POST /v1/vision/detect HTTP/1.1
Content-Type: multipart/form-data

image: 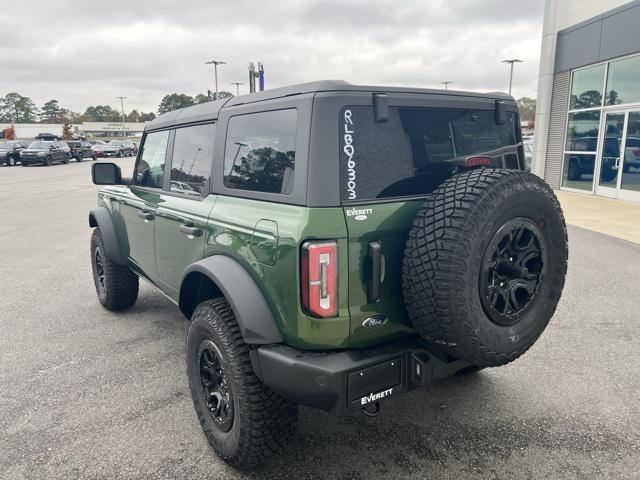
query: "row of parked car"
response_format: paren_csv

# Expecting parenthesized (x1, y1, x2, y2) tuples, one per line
(0, 139, 138, 166)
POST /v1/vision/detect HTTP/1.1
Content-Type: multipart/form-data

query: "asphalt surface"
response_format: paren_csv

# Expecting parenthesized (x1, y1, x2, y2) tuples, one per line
(1, 158, 639, 480)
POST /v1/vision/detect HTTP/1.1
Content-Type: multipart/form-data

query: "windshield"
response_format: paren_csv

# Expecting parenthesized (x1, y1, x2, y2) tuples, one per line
(28, 142, 51, 149)
(0, 141, 15, 150)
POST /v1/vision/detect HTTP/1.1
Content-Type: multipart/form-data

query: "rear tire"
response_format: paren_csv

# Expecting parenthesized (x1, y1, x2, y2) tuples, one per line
(90, 229, 138, 310)
(403, 169, 568, 367)
(186, 298, 298, 470)
(6, 155, 15, 166)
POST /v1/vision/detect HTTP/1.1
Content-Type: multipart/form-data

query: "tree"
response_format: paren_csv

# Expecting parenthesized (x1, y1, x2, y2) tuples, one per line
(194, 94, 210, 104)
(81, 105, 121, 122)
(158, 93, 195, 114)
(216, 91, 233, 100)
(139, 111, 156, 122)
(2, 126, 15, 140)
(516, 97, 536, 122)
(62, 122, 73, 140)
(0, 93, 39, 123)
(41, 99, 62, 123)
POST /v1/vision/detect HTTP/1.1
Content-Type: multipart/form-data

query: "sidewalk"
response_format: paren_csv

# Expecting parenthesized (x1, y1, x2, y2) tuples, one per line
(555, 190, 640, 244)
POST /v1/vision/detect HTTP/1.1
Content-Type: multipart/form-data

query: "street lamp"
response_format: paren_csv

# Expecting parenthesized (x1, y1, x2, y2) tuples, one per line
(440, 81, 453, 90)
(204, 60, 226, 100)
(231, 82, 244, 96)
(117, 96, 127, 138)
(502, 59, 523, 95)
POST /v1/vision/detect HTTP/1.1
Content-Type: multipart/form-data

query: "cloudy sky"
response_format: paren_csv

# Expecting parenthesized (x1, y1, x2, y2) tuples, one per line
(1, 0, 544, 115)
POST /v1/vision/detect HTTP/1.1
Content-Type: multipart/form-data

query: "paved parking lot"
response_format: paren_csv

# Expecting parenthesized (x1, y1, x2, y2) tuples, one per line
(1, 159, 639, 480)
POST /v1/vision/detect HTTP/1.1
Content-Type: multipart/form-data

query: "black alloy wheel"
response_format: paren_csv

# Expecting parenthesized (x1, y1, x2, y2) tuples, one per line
(198, 340, 234, 432)
(479, 218, 547, 326)
(94, 247, 106, 295)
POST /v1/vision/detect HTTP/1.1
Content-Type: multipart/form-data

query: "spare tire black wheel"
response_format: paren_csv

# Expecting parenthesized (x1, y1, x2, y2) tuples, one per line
(403, 169, 568, 367)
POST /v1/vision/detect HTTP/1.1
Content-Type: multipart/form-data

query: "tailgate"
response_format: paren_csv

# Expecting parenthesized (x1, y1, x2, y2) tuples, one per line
(343, 200, 424, 347)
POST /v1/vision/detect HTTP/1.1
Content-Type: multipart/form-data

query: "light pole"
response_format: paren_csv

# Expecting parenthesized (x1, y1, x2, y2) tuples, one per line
(205, 60, 226, 100)
(117, 96, 127, 138)
(440, 81, 453, 90)
(231, 82, 244, 96)
(502, 59, 523, 95)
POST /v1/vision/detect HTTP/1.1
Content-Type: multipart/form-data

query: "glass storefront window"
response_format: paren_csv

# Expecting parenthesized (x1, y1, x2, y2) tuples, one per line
(605, 55, 640, 106)
(562, 153, 595, 190)
(621, 111, 640, 192)
(565, 111, 600, 151)
(569, 64, 605, 110)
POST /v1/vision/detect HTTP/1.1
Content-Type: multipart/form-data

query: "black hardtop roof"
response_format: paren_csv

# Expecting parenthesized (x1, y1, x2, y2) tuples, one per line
(145, 80, 515, 131)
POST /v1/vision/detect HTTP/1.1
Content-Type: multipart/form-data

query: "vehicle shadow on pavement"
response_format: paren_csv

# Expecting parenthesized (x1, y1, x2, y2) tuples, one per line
(244, 372, 501, 479)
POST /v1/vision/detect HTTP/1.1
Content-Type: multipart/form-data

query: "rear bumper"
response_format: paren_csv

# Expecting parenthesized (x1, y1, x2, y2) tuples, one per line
(250, 336, 471, 416)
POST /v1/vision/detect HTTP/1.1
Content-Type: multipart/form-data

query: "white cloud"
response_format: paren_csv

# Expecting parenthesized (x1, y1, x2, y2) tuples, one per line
(0, 0, 543, 114)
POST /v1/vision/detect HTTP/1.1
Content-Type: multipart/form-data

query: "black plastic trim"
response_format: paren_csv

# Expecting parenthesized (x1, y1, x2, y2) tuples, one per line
(88, 207, 127, 265)
(251, 336, 470, 416)
(180, 256, 283, 344)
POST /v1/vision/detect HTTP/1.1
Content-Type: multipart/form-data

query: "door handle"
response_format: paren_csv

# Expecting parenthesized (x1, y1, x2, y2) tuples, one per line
(367, 241, 382, 303)
(179, 224, 202, 238)
(137, 210, 154, 221)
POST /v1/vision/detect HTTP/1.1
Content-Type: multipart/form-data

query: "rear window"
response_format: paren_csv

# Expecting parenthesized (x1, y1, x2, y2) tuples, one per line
(223, 109, 297, 195)
(339, 106, 521, 202)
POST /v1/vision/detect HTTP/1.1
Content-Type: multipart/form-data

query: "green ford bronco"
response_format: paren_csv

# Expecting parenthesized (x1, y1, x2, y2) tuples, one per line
(89, 81, 568, 469)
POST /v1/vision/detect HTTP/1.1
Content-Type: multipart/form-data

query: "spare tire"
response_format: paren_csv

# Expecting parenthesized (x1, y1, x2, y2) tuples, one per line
(403, 169, 568, 367)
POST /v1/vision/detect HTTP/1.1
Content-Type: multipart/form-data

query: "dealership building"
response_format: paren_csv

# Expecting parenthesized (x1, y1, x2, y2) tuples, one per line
(534, 0, 640, 203)
(0, 122, 146, 140)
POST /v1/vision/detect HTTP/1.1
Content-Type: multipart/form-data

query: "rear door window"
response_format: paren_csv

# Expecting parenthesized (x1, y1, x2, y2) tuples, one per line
(223, 109, 297, 194)
(170, 123, 216, 197)
(339, 106, 520, 202)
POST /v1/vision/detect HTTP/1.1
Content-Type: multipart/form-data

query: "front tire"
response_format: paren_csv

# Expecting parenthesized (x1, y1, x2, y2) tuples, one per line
(186, 299, 298, 470)
(6, 155, 16, 166)
(90, 229, 138, 310)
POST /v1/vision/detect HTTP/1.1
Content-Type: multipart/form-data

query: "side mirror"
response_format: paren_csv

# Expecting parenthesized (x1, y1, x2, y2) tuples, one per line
(92, 162, 123, 185)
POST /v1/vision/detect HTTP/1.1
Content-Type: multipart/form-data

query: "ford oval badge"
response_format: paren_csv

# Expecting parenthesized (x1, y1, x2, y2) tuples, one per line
(362, 315, 388, 328)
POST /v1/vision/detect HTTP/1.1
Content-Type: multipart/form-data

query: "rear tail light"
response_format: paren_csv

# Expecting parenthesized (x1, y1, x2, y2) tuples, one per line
(301, 241, 338, 318)
(465, 156, 493, 167)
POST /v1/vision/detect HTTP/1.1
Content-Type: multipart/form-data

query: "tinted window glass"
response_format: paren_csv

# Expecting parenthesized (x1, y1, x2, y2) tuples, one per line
(170, 123, 216, 196)
(569, 64, 605, 109)
(223, 109, 297, 194)
(565, 111, 600, 152)
(339, 106, 520, 202)
(135, 130, 169, 188)
(605, 55, 640, 106)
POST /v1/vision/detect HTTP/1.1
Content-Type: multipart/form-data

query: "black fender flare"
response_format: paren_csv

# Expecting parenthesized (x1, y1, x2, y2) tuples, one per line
(88, 207, 126, 265)
(180, 256, 284, 345)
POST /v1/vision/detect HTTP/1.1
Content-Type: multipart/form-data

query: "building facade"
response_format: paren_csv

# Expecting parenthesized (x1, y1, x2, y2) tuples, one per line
(534, 0, 640, 203)
(0, 122, 146, 140)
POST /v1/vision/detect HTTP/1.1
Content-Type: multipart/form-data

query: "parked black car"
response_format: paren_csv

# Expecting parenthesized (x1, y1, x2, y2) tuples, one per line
(35, 133, 60, 141)
(109, 140, 135, 157)
(0, 140, 30, 166)
(21, 141, 70, 166)
(67, 141, 96, 161)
